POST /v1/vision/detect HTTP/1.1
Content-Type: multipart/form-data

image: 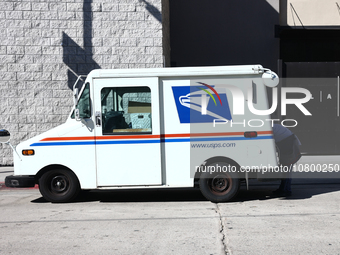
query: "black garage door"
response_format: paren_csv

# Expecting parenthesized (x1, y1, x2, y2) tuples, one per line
(283, 62, 340, 155)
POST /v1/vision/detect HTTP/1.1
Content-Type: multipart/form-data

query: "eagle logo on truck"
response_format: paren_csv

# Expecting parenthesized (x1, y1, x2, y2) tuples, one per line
(172, 83, 232, 123)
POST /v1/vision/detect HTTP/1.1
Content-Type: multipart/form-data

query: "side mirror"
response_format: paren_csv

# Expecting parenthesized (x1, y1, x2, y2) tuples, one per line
(75, 109, 80, 120)
(0, 129, 10, 143)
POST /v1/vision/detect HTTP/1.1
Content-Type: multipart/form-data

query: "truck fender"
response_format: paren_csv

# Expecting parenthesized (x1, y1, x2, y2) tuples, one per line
(36, 164, 80, 187)
(194, 156, 243, 187)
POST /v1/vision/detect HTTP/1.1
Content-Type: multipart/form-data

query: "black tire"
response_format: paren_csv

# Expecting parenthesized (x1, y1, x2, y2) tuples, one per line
(199, 162, 240, 203)
(39, 169, 80, 203)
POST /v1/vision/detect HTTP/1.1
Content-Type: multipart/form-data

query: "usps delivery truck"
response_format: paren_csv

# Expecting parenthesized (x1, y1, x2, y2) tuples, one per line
(2, 65, 280, 203)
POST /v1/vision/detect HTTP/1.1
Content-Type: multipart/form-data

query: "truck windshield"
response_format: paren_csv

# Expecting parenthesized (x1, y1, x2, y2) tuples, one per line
(71, 82, 91, 119)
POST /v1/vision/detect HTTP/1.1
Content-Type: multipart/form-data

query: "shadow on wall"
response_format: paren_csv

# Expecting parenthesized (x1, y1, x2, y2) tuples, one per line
(169, 0, 279, 72)
(62, 0, 100, 90)
(139, 0, 162, 23)
(62, 32, 100, 90)
(62, 0, 163, 90)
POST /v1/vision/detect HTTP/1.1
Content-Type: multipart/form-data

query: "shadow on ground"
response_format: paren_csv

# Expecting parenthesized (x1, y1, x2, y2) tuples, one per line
(237, 179, 340, 202)
(31, 188, 207, 204)
(31, 179, 340, 204)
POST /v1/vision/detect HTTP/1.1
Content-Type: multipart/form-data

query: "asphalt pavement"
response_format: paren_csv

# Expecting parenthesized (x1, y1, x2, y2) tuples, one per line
(1, 156, 340, 254)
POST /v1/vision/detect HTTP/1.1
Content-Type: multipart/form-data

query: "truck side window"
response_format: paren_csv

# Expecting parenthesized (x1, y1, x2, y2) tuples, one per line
(101, 86, 152, 134)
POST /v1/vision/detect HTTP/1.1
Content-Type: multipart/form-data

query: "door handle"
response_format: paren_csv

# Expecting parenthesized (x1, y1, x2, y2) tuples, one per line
(95, 111, 101, 127)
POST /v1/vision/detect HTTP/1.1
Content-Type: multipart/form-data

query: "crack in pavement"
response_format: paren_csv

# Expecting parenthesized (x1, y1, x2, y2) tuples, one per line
(215, 203, 231, 255)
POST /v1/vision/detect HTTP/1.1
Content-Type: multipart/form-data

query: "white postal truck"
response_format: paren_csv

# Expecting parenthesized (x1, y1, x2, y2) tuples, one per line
(3, 65, 280, 203)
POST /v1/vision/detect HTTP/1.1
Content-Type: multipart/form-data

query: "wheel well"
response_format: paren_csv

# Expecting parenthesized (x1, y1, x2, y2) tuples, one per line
(194, 156, 242, 188)
(35, 165, 78, 184)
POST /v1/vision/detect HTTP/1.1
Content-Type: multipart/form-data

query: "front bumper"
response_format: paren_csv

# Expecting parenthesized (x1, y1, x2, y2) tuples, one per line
(5, 175, 36, 188)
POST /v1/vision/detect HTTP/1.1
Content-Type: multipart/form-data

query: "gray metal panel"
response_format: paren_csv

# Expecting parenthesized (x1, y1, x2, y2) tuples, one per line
(283, 62, 340, 155)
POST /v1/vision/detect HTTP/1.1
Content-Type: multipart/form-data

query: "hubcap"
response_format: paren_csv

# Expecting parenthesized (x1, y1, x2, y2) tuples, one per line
(209, 174, 232, 195)
(51, 175, 68, 193)
(212, 176, 228, 191)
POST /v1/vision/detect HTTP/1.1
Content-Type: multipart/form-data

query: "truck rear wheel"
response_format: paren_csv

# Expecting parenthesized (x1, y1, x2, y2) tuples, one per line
(199, 163, 240, 203)
(39, 169, 80, 203)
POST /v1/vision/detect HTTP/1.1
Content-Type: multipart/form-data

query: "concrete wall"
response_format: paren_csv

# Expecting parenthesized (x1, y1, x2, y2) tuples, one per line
(0, 0, 169, 165)
(280, 0, 340, 26)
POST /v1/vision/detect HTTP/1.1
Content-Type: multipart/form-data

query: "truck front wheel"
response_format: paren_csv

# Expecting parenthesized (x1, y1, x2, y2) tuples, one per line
(39, 169, 80, 203)
(199, 163, 240, 203)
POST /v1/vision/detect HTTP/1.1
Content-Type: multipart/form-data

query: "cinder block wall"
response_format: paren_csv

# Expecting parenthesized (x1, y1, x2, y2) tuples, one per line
(0, 0, 169, 165)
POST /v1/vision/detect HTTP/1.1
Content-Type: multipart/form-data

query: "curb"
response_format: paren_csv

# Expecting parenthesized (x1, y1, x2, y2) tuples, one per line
(0, 182, 39, 190)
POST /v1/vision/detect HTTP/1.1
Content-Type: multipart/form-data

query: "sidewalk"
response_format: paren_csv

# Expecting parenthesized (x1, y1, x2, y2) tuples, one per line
(0, 166, 13, 183)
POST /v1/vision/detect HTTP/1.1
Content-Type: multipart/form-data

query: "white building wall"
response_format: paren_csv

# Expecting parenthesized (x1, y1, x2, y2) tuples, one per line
(0, 0, 169, 165)
(280, 0, 340, 26)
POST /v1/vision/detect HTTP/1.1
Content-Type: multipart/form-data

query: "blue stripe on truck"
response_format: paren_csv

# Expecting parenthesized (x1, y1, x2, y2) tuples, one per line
(30, 135, 273, 146)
